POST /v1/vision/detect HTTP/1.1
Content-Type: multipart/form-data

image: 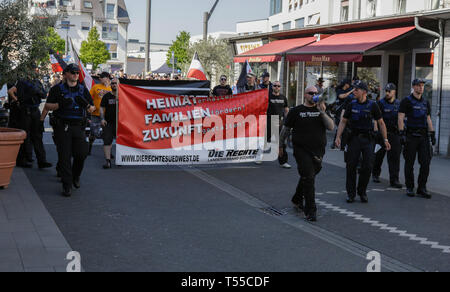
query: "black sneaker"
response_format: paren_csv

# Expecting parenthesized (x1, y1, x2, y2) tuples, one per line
(360, 194, 369, 203)
(372, 176, 381, 183)
(390, 181, 403, 189)
(38, 162, 53, 169)
(417, 188, 432, 199)
(73, 177, 81, 189)
(347, 196, 356, 203)
(103, 160, 112, 169)
(305, 213, 317, 222)
(406, 189, 415, 197)
(62, 185, 72, 197)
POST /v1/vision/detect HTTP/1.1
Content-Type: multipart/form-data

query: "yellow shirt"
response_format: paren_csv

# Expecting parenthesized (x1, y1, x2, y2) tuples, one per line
(90, 84, 112, 117)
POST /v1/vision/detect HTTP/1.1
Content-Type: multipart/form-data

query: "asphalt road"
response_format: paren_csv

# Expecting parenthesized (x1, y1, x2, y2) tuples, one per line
(23, 140, 450, 272)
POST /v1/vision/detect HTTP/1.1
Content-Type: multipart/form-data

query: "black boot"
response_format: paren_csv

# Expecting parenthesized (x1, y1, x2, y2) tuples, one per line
(73, 177, 81, 189)
(62, 185, 72, 197)
(38, 162, 53, 169)
(291, 195, 304, 212)
(103, 159, 112, 169)
(360, 194, 369, 203)
(305, 212, 317, 222)
(346, 196, 356, 203)
(417, 188, 432, 199)
(390, 181, 403, 189)
(406, 189, 415, 197)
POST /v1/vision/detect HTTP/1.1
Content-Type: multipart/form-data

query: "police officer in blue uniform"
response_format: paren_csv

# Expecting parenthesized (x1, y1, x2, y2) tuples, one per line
(335, 81, 391, 203)
(372, 83, 403, 188)
(44, 64, 95, 197)
(398, 79, 435, 199)
(8, 76, 53, 168)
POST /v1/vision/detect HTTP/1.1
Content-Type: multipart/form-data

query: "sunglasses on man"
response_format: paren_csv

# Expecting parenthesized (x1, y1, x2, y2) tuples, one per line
(273, 85, 281, 88)
(220, 78, 227, 81)
(307, 91, 318, 95)
(69, 71, 80, 75)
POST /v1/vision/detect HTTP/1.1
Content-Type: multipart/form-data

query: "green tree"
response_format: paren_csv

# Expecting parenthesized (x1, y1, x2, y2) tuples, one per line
(46, 27, 65, 54)
(0, 0, 57, 85)
(187, 38, 232, 82)
(166, 31, 190, 71)
(79, 27, 110, 71)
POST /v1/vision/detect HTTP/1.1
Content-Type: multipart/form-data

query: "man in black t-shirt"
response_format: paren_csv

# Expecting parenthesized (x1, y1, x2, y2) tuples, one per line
(267, 81, 290, 168)
(280, 86, 335, 222)
(335, 81, 391, 204)
(212, 75, 233, 97)
(100, 79, 118, 169)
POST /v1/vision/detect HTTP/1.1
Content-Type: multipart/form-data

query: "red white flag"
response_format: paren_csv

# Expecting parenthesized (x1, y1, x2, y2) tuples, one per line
(187, 52, 207, 80)
(50, 54, 63, 73)
(70, 38, 95, 91)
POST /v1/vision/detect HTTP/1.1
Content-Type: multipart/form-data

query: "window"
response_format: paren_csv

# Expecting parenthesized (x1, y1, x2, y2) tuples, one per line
(60, 20, 70, 30)
(106, 4, 115, 19)
(308, 13, 320, 25)
(81, 22, 90, 31)
(430, 0, 440, 10)
(341, 0, 349, 21)
(295, 18, 305, 28)
(84, 1, 92, 9)
(270, 0, 283, 16)
(59, 0, 72, 6)
(272, 25, 280, 32)
(396, 0, 406, 14)
(106, 43, 118, 59)
(367, 0, 377, 17)
(102, 24, 118, 40)
(283, 22, 291, 30)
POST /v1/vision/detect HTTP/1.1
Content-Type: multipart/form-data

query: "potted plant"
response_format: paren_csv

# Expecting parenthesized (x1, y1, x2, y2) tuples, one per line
(0, 128, 26, 189)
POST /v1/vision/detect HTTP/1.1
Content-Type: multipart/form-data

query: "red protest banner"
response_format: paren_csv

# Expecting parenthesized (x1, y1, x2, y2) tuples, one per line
(117, 84, 269, 165)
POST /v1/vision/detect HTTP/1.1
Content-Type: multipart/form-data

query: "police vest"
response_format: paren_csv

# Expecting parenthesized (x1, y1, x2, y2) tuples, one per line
(21, 80, 43, 108)
(349, 99, 375, 131)
(379, 98, 400, 130)
(406, 95, 428, 129)
(57, 83, 86, 120)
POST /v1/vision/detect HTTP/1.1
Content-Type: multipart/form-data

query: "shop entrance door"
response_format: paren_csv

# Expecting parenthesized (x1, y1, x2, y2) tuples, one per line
(388, 55, 400, 87)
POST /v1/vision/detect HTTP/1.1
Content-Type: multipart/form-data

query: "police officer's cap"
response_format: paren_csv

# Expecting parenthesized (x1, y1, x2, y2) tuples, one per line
(63, 64, 80, 74)
(385, 83, 397, 91)
(353, 80, 369, 92)
(412, 78, 426, 86)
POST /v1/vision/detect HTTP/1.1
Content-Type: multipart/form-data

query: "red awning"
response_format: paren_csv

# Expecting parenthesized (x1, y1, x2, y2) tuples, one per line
(286, 27, 416, 63)
(234, 37, 316, 63)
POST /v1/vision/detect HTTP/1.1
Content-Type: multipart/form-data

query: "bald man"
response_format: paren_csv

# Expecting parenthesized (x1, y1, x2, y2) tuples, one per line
(280, 86, 334, 222)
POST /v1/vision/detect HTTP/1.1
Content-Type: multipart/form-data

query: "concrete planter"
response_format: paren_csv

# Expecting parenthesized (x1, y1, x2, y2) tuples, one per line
(0, 128, 26, 189)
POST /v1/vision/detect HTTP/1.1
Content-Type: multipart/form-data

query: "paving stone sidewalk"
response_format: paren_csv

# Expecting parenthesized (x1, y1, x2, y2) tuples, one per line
(0, 168, 72, 272)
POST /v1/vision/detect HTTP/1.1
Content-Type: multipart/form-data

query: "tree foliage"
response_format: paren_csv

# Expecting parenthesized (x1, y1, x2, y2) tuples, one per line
(0, 0, 57, 85)
(188, 38, 232, 83)
(166, 31, 190, 71)
(79, 27, 110, 71)
(46, 27, 66, 54)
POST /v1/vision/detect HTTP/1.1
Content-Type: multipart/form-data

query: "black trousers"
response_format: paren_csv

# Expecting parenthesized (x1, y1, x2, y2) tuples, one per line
(267, 115, 288, 165)
(373, 132, 402, 183)
(292, 146, 322, 215)
(403, 134, 431, 190)
(17, 108, 47, 164)
(346, 136, 375, 198)
(54, 122, 89, 187)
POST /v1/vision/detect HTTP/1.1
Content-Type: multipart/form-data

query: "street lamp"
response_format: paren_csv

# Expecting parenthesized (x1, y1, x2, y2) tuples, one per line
(145, 0, 152, 74)
(203, 0, 220, 41)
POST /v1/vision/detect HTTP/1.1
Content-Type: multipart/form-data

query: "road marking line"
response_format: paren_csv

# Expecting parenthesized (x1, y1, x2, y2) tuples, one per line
(186, 168, 422, 272)
(316, 199, 450, 255)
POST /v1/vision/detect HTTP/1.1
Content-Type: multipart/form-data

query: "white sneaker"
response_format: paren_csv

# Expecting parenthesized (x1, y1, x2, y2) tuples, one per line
(255, 161, 263, 165)
(280, 163, 292, 169)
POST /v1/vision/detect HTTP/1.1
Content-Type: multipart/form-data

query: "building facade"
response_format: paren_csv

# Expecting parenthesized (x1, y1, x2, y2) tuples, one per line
(30, 0, 130, 72)
(231, 0, 450, 156)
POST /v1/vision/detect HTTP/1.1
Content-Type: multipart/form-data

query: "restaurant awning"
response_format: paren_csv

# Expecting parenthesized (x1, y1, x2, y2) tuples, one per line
(286, 26, 416, 63)
(234, 37, 316, 63)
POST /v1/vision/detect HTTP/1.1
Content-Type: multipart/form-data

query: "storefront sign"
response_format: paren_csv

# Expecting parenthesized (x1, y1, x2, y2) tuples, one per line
(235, 39, 264, 55)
